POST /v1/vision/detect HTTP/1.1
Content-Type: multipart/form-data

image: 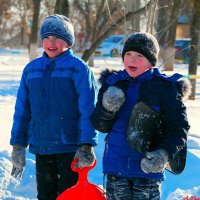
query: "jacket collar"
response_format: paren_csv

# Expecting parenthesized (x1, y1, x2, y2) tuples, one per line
(153, 68, 183, 82)
(42, 48, 73, 65)
(105, 69, 154, 85)
(105, 67, 183, 85)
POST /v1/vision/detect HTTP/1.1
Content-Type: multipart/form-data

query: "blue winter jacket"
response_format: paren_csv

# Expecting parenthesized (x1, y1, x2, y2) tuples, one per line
(10, 49, 98, 154)
(92, 68, 190, 180)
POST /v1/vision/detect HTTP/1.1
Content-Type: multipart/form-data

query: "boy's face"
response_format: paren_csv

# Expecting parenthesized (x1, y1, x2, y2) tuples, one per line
(42, 36, 69, 58)
(124, 51, 153, 78)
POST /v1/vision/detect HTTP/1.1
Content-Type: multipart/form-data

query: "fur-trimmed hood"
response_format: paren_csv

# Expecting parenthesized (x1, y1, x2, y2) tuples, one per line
(99, 69, 192, 100)
(176, 78, 192, 100)
(99, 69, 119, 84)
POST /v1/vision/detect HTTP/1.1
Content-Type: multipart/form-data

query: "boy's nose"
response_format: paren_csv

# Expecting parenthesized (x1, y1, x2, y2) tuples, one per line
(129, 56, 138, 62)
(48, 39, 56, 43)
(131, 56, 138, 60)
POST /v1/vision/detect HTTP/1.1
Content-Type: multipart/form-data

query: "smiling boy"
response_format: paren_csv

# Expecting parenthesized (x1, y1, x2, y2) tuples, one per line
(10, 14, 98, 200)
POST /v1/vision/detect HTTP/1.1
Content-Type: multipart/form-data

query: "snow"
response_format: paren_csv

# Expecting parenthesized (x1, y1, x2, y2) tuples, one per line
(0, 53, 200, 200)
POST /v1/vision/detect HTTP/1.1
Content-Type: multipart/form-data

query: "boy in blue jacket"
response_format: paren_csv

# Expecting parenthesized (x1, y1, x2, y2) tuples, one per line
(10, 14, 98, 200)
(90, 32, 190, 200)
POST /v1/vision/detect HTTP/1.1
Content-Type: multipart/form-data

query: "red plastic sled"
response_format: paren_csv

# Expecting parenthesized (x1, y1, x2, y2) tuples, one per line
(56, 159, 106, 200)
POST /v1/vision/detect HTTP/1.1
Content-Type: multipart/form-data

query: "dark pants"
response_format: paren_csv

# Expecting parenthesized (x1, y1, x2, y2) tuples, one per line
(36, 153, 78, 200)
(106, 174, 162, 200)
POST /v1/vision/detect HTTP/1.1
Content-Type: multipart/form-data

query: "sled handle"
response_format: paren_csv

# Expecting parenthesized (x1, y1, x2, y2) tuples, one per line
(71, 159, 96, 172)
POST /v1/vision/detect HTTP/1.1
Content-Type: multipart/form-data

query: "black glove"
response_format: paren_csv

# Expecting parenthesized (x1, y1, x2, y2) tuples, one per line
(141, 149, 168, 173)
(11, 145, 26, 178)
(74, 144, 95, 168)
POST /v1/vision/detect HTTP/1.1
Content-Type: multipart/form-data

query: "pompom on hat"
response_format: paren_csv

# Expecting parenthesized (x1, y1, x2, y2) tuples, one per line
(122, 32, 160, 66)
(40, 14, 75, 47)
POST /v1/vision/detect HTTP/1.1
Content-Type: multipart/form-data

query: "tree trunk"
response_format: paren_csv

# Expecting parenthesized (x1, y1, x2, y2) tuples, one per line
(29, 0, 41, 61)
(62, 0, 70, 17)
(55, 0, 70, 17)
(55, 0, 63, 14)
(88, 54, 94, 67)
(188, 0, 200, 100)
(21, 27, 24, 45)
(163, 1, 180, 71)
(146, 0, 158, 34)
(155, 0, 169, 46)
(125, 0, 134, 35)
(133, 0, 141, 32)
(125, 0, 141, 34)
(163, 47, 175, 71)
(156, 0, 183, 71)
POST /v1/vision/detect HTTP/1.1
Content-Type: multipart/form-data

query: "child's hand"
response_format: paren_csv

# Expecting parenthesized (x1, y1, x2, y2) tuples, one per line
(140, 149, 168, 173)
(11, 145, 26, 178)
(74, 144, 95, 168)
(102, 86, 125, 113)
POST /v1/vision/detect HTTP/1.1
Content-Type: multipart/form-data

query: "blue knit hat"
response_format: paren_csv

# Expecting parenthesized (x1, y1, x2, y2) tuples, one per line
(122, 32, 160, 66)
(40, 14, 75, 47)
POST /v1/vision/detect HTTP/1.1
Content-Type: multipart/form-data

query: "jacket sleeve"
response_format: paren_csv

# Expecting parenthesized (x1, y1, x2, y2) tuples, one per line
(10, 68, 31, 147)
(158, 82, 190, 160)
(73, 64, 98, 146)
(90, 79, 129, 133)
(90, 83, 117, 133)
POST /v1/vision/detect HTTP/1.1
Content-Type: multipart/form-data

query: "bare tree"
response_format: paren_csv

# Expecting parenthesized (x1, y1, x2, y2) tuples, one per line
(188, 0, 200, 100)
(0, 0, 11, 25)
(55, 0, 70, 17)
(155, 0, 185, 71)
(0, 0, 12, 46)
(125, 0, 141, 35)
(29, 0, 41, 61)
(155, 0, 168, 46)
(146, 0, 158, 34)
(42, 0, 56, 16)
(14, 0, 32, 45)
(73, 0, 152, 63)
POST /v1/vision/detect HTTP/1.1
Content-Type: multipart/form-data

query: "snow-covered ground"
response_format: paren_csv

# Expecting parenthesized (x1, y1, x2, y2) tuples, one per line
(0, 53, 200, 200)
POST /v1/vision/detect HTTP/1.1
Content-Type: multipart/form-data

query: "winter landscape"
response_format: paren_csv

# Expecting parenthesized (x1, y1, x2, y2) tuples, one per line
(0, 52, 200, 200)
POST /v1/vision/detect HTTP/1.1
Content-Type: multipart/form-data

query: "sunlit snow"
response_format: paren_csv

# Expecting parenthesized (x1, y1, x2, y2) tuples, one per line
(0, 52, 200, 200)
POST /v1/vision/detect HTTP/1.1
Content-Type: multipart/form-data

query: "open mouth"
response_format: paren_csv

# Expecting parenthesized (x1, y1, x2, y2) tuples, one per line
(48, 47, 57, 52)
(129, 66, 137, 71)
